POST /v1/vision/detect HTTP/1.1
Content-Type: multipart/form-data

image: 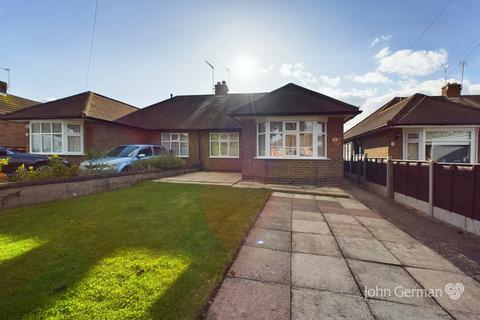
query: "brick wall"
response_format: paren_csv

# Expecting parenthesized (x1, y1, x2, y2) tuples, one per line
(147, 130, 201, 168)
(240, 117, 345, 186)
(84, 120, 148, 153)
(354, 128, 403, 159)
(0, 120, 27, 151)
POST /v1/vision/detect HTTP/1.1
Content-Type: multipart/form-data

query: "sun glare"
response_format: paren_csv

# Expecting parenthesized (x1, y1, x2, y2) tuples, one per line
(233, 56, 257, 77)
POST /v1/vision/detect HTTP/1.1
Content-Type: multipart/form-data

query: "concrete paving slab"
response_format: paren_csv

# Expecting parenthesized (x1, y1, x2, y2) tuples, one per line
(317, 200, 343, 208)
(292, 233, 341, 256)
(336, 237, 400, 265)
(324, 213, 359, 225)
(384, 242, 460, 272)
(292, 288, 373, 320)
(292, 210, 324, 221)
(348, 259, 437, 307)
(330, 223, 374, 239)
(294, 193, 315, 200)
(233, 181, 266, 188)
(272, 191, 294, 198)
(315, 195, 339, 201)
(357, 216, 396, 229)
(449, 310, 480, 320)
(317, 206, 359, 215)
(245, 228, 291, 251)
(261, 207, 291, 219)
(206, 278, 290, 320)
(255, 216, 291, 231)
(292, 220, 331, 235)
(407, 267, 480, 315)
(370, 227, 419, 244)
(229, 246, 290, 284)
(368, 300, 453, 320)
(292, 253, 359, 294)
(348, 209, 382, 218)
(337, 198, 369, 210)
(159, 171, 242, 186)
(293, 200, 320, 212)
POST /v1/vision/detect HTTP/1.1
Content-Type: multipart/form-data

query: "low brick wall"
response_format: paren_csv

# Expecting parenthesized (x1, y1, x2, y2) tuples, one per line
(0, 168, 198, 210)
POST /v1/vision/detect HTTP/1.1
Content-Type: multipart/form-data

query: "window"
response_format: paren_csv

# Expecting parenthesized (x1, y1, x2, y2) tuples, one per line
(257, 120, 327, 159)
(137, 146, 153, 158)
(30, 121, 83, 154)
(210, 132, 239, 158)
(161, 133, 189, 157)
(404, 129, 476, 163)
(153, 146, 166, 155)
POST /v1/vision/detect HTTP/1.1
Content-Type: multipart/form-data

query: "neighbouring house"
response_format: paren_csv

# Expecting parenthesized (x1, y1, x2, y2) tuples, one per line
(2, 82, 360, 185)
(344, 83, 480, 164)
(0, 81, 39, 151)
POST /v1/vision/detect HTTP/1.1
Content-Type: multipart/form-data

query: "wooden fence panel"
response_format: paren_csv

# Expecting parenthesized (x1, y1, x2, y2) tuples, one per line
(433, 164, 452, 212)
(418, 164, 429, 202)
(474, 166, 480, 221)
(393, 163, 407, 195)
(378, 161, 387, 186)
(451, 165, 475, 218)
(406, 163, 419, 199)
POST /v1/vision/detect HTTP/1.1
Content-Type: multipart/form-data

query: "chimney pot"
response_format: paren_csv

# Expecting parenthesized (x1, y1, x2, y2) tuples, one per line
(215, 80, 229, 95)
(0, 81, 7, 95)
(441, 82, 462, 98)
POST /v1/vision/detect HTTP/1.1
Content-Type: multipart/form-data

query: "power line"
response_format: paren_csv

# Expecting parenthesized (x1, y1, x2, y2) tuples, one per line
(447, 41, 480, 76)
(85, 0, 99, 90)
(408, 0, 451, 49)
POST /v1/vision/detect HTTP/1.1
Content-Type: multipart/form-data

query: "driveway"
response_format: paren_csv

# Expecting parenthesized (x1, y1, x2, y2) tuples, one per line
(206, 192, 480, 320)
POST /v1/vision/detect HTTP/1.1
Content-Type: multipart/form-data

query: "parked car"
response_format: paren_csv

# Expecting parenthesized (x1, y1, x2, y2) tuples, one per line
(79, 144, 167, 173)
(0, 147, 70, 175)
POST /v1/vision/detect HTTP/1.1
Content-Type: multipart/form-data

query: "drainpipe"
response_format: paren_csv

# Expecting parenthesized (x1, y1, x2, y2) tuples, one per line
(428, 160, 435, 217)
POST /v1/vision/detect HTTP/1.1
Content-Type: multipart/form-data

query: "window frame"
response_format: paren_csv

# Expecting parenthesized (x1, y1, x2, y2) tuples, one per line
(256, 118, 328, 160)
(29, 120, 84, 155)
(161, 132, 189, 157)
(209, 132, 240, 158)
(403, 127, 477, 163)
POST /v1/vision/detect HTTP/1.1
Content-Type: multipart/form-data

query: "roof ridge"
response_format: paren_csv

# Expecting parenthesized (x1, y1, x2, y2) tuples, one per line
(83, 92, 94, 117)
(390, 93, 427, 124)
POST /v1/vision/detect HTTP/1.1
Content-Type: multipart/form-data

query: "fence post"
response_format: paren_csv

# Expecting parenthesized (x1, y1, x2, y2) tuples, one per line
(428, 160, 435, 217)
(349, 155, 353, 175)
(386, 156, 394, 199)
(357, 155, 361, 184)
(362, 154, 368, 183)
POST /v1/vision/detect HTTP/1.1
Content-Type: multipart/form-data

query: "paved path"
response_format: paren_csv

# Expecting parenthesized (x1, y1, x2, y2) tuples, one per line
(206, 192, 480, 320)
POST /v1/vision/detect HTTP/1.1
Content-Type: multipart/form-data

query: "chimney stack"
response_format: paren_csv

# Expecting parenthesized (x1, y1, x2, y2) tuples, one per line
(215, 80, 229, 95)
(441, 82, 462, 98)
(0, 81, 7, 95)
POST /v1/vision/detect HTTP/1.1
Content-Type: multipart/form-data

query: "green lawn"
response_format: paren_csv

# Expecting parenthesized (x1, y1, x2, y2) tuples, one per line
(0, 182, 270, 320)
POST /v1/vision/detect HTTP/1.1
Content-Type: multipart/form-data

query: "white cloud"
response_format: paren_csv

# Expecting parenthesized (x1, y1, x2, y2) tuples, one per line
(279, 63, 341, 87)
(260, 64, 275, 74)
(374, 47, 448, 76)
(369, 35, 392, 48)
(349, 72, 390, 84)
(468, 83, 480, 94)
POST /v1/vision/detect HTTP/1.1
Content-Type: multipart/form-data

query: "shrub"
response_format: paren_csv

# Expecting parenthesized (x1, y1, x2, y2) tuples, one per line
(12, 155, 77, 181)
(133, 155, 185, 172)
(0, 158, 8, 182)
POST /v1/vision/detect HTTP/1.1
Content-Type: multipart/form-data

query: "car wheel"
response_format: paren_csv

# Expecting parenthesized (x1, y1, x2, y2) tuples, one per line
(121, 166, 132, 173)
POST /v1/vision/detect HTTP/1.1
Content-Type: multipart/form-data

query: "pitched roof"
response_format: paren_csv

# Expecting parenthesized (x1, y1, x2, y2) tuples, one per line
(230, 83, 360, 118)
(1, 91, 138, 122)
(116, 93, 266, 130)
(345, 94, 480, 141)
(0, 93, 39, 115)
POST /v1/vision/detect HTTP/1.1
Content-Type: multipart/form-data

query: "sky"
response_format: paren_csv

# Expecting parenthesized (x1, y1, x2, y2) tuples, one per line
(1, 0, 480, 130)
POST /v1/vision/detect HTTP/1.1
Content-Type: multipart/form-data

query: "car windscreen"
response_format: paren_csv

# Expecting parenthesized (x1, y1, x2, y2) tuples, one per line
(104, 145, 139, 157)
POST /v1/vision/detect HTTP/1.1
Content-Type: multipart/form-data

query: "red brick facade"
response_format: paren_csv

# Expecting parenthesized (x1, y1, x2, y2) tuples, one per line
(354, 128, 403, 159)
(0, 120, 28, 151)
(239, 118, 345, 185)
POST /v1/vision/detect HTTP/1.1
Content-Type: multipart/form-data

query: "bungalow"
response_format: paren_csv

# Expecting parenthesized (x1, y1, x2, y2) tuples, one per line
(2, 82, 360, 185)
(0, 81, 39, 151)
(344, 83, 480, 164)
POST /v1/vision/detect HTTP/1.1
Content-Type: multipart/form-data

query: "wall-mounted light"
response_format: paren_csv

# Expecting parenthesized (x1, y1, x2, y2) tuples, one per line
(332, 137, 339, 143)
(390, 141, 396, 147)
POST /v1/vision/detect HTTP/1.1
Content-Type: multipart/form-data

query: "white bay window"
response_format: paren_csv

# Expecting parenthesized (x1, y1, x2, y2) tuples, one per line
(257, 120, 327, 159)
(30, 121, 83, 155)
(161, 133, 189, 157)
